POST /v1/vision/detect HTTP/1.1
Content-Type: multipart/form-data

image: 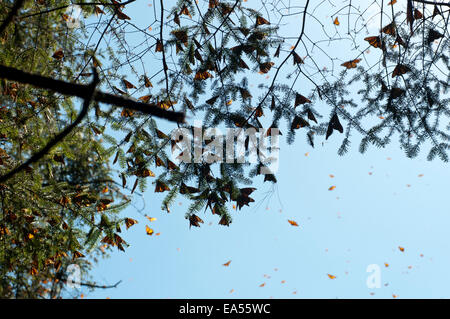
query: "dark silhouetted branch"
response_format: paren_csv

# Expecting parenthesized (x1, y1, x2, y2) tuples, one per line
(0, 70, 100, 183)
(0, 64, 185, 123)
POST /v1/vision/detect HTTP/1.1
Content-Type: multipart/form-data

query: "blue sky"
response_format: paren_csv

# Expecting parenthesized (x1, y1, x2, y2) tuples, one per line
(80, 1, 450, 299)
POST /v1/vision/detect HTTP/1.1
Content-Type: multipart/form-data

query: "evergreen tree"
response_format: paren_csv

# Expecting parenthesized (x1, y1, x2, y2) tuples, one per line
(0, 0, 448, 297)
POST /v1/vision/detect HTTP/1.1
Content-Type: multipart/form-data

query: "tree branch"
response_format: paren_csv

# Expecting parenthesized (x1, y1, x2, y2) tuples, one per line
(0, 64, 185, 123)
(0, 69, 100, 183)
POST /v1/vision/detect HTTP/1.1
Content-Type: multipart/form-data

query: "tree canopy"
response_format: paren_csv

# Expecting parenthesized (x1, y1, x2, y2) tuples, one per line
(0, 0, 448, 298)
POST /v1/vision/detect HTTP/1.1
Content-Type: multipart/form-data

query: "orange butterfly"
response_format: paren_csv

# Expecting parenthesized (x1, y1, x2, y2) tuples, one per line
(259, 62, 274, 74)
(288, 220, 299, 227)
(194, 70, 213, 81)
(381, 22, 396, 36)
(364, 36, 384, 50)
(155, 39, 163, 52)
(144, 75, 153, 88)
(327, 274, 336, 279)
(294, 93, 311, 106)
(116, 11, 130, 20)
(333, 17, 340, 25)
(328, 186, 336, 191)
(223, 260, 231, 266)
(138, 95, 152, 103)
(124, 218, 138, 229)
(145, 225, 154, 236)
(256, 16, 270, 26)
(73, 251, 85, 259)
(155, 181, 170, 193)
(52, 49, 64, 60)
(398, 246, 405, 252)
(341, 59, 361, 69)
(414, 9, 423, 20)
(123, 79, 136, 89)
(392, 64, 410, 77)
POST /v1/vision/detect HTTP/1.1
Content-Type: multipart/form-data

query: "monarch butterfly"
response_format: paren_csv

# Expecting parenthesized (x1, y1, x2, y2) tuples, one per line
(333, 17, 340, 25)
(274, 44, 281, 58)
(124, 218, 138, 229)
(256, 16, 270, 26)
(145, 225, 154, 236)
(294, 93, 311, 106)
(189, 214, 204, 228)
(327, 274, 336, 279)
(155, 181, 170, 193)
(194, 70, 213, 81)
(52, 49, 64, 60)
(288, 220, 299, 227)
(122, 79, 136, 89)
(223, 260, 231, 266)
(392, 64, 411, 77)
(364, 36, 385, 50)
(219, 215, 230, 226)
(143, 75, 153, 88)
(259, 62, 274, 73)
(73, 251, 85, 259)
(292, 51, 304, 65)
(390, 87, 405, 99)
(381, 22, 396, 35)
(138, 95, 152, 103)
(341, 59, 361, 69)
(180, 183, 200, 194)
(291, 116, 310, 130)
(155, 39, 163, 52)
(326, 113, 344, 140)
(307, 109, 317, 123)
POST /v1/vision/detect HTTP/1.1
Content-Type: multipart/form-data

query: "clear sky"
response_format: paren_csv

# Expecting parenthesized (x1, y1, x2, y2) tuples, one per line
(82, 1, 450, 299)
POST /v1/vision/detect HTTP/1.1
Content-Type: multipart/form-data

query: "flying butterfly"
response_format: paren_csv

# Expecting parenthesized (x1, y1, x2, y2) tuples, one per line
(194, 70, 213, 81)
(341, 59, 361, 69)
(333, 17, 340, 25)
(288, 220, 299, 227)
(223, 260, 231, 266)
(145, 225, 154, 236)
